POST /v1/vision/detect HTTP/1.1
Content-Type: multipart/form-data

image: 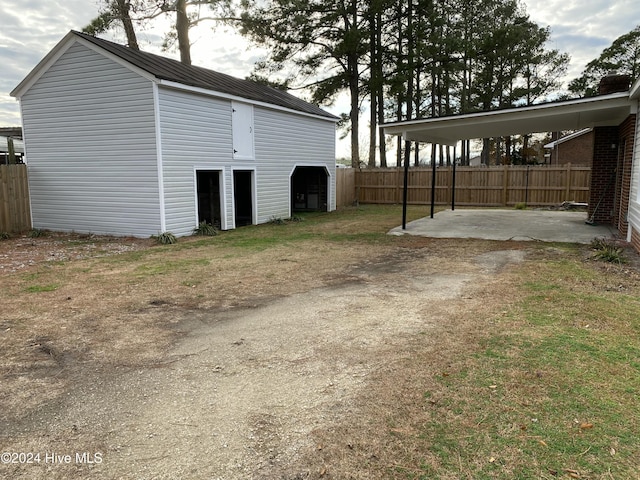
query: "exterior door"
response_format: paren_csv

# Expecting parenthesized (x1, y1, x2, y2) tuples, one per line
(233, 170, 253, 227)
(196, 171, 222, 229)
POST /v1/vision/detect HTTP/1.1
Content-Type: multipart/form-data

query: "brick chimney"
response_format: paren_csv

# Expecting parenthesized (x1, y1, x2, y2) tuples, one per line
(598, 73, 631, 95)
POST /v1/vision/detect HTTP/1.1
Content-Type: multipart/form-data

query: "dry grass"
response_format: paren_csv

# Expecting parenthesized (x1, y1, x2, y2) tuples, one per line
(294, 246, 640, 479)
(1, 205, 639, 479)
(0, 206, 427, 421)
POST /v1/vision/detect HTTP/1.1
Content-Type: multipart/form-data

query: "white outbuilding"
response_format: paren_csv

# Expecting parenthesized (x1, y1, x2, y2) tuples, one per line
(11, 31, 338, 237)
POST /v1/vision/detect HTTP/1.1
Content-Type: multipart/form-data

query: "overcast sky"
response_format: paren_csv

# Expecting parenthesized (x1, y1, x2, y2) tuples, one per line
(1, 0, 639, 131)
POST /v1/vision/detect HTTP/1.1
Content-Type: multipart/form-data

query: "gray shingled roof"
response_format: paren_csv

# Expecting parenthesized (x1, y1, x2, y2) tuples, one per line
(72, 31, 337, 120)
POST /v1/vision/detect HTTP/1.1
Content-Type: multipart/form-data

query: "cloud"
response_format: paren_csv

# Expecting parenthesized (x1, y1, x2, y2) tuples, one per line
(0, 0, 102, 125)
(1, 0, 639, 128)
(523, 0, 640, 82)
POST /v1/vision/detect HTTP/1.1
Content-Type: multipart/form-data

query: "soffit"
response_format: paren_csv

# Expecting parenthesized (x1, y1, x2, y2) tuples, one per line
(383, 93, 633, 146)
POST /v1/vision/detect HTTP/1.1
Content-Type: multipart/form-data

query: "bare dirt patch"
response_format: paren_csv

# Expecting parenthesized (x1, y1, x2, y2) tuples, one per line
(1, 223, 638, 479)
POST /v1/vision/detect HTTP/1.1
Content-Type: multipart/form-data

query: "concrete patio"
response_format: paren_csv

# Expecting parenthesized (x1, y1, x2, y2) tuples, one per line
(389, 209, 616, 243)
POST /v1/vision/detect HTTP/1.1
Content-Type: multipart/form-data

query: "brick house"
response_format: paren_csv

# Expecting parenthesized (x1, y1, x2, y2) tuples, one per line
(384, 74, 640, 254)
(544, 128, 594, 165)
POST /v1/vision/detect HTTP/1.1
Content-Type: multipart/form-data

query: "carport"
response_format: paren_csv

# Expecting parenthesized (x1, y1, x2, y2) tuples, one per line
(383, 79, 637, 243)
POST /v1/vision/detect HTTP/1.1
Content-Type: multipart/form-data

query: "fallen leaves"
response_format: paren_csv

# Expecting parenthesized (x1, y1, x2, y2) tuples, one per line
(563, 468, 581, 478)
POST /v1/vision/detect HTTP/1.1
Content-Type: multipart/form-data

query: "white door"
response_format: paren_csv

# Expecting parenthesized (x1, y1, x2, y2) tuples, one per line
(232, 101, 255, 160)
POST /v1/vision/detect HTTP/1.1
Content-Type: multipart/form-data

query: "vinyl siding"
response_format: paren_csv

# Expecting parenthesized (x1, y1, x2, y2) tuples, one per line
(628, 111, 640, 242)
(21, 42, 160, 237)
(157, 87, 234, 235)
(253, 107, 336, 222)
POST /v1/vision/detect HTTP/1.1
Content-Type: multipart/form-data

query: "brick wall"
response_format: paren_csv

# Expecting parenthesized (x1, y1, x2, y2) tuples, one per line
(589, 115, 638, 235)
(589, 127, 619, 225)
(554, 130, 594, 165)
(616, 115, 636, 237)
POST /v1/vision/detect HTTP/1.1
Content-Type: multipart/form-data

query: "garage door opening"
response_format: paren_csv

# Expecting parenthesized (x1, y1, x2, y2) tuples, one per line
(233, 170, 254, 227)
(196, 171, 222, 229)
(292, 166, 328, 212)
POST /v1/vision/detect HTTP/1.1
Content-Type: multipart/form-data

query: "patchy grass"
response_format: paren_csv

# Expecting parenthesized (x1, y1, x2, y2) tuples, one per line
(25, 283, 60, 293)
(2, 205, 639, 479)
(304, 244, 640, 479)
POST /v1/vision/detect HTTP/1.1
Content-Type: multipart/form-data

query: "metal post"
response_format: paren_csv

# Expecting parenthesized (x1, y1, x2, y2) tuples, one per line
(451, 158, 457, 211)
(430, 151, 437, 218)
(401, 146, 410, 229)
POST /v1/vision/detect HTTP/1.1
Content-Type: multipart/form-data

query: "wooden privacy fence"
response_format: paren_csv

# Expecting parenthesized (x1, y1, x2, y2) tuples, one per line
(354, 164, 591, 207)
(335, 167, 357, 208)
(0, 164, 31, 233)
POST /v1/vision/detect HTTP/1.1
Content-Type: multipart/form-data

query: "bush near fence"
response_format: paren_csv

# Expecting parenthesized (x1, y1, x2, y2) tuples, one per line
(0, 164, 31, 233)
(350, 164, 590, 207)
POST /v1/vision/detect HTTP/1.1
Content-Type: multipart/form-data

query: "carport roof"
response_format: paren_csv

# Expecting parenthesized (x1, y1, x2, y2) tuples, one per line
(383, 92, 636, 146)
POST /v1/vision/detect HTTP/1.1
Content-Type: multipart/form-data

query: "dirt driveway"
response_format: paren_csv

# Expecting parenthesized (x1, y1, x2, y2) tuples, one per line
(0, 225, 536, 480)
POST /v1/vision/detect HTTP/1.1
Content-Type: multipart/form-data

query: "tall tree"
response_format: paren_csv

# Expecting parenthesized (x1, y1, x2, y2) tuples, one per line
(83, 0, 141, 49)
(84, 0, 235, 65)
(240, 0, 368, 168)
(569, 25, 640, 97)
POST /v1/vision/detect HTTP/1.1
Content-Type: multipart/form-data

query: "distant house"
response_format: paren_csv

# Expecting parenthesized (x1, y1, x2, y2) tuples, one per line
(544, 128, 594, 165)
(0, 131, 24, 165)
(11, 31, 338, 237)
(384, 74, 640, 255)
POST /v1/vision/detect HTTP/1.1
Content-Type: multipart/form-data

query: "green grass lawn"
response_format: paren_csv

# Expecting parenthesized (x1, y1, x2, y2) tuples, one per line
(386, 247, 640, 479)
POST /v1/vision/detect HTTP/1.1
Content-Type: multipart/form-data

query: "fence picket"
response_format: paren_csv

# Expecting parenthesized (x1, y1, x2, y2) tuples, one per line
(344, 165, 590, 207)
(0, 164, 31, 233)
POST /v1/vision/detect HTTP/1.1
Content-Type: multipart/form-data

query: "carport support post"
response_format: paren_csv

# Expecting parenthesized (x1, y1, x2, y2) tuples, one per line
(402, 144, 410, 229)
(451, 158, 456, 211)
(430, 148, 436, 218)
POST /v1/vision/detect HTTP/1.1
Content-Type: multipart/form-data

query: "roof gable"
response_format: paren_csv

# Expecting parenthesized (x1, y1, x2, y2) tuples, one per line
(543, 128, 593, 149)
(13, 31, 338, 122)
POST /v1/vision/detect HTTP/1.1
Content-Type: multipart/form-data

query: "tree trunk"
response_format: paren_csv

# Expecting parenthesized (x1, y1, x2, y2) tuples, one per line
(482, 138, 490, 165)
(116, 0, 139, 50)
(368, 7, 377, 168)
(176, 0, 191, 65)
(349, 68, 360, 168)
(403, 0, 413, 169)
(376, 11, 387, 167)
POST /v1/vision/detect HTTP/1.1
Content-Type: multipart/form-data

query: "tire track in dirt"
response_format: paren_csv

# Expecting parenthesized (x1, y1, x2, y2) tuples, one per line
(0, 248, 526, 479)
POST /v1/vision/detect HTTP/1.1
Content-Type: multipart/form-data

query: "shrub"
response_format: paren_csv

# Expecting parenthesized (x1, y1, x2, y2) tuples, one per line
(0, 232, 10, 240)
(192, 221, 218, 236)
(514, 202, 527, 210)
(268, 216, 287, 225)
(151, 232, 178, 245)
(29, 228, 46, 238)
(268, 215, 304, 224)
(590, 238, 625, 264)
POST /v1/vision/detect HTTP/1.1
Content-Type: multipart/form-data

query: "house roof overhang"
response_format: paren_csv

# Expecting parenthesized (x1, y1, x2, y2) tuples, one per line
(383, 92, 636, 146)
(543, 128, 593, 149)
